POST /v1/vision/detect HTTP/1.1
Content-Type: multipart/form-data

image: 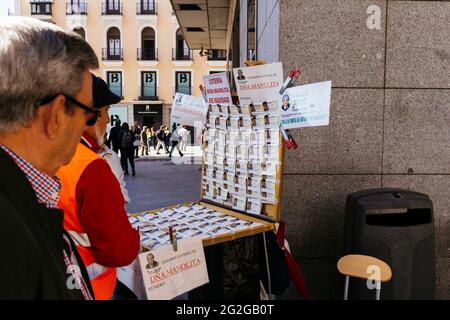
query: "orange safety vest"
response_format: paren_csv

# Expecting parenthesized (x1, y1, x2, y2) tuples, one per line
(56, 143, 116, 300)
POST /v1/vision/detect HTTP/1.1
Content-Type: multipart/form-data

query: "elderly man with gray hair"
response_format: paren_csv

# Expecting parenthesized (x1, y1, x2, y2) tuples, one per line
(0, 17, 99, 299)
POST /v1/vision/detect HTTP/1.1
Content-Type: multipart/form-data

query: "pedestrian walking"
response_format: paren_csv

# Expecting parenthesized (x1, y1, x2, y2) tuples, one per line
(169, 123, 184, 158)
(155, 125, 168, 154)
(140, 126, 148, 156)
(109, 120, 122, 154)
(120, 123, 136, 176)
(178, 125, 190, 152)
(131, 125, 141, 158)
(164, 125, 171, 153)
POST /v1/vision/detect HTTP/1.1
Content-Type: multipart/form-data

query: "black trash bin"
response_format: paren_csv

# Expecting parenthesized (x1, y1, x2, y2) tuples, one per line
(344, 188, 435, 300)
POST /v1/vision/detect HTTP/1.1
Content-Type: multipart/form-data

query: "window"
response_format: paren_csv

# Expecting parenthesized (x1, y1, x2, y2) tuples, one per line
(73, 27, 86, 40)
(67, 0, 87, 15)
(141, 71, 157, 99)
(137, 0, 157, 15)
(208, 49, 227, 61)
(173, 28, 192, 60)
(175, 71, 192, 95)
(104, 27, 122, 60)
(247, 0, 256, 61)
(107, 71, 122, 98)
(139, 27, 156, 60)
(102, 0, 122, 15)
(31, 1, 52, 15)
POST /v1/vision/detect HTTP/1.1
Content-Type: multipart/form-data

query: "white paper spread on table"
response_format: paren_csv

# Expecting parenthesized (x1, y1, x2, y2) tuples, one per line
(138, 237, 209, 300)
(280, 81, 331, 129)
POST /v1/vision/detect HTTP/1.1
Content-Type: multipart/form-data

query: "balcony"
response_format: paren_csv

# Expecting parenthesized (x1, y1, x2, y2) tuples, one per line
(66, 2, 87, 15)
(136, 0, 157, 15)
(138, 86, 159, 101)
(30, 1, 53, 16)
(247, 49, 257, 61)
(137, 48, 158, 61)
(172, 48, 193, 60)
(208, 49, 227, 61)
(101, 1, 123, 15)
(102, 48, 123, 61)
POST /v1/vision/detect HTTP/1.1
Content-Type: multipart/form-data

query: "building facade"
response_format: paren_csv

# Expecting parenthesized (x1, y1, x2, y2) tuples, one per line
(234, 0, 450, 300)
(11, 0, 227, 135)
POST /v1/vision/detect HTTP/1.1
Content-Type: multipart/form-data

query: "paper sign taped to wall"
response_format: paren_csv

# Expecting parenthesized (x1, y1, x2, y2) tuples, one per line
(203, 72, 233, 105)
(279, 81, 332, 129)
(138, 237, 209, 300)
(233, 62, 284, 105)
(171, 93, 208, 126)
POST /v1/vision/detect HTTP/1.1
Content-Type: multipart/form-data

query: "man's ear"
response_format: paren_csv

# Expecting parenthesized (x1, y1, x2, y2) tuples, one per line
(42, 95, 67, 140)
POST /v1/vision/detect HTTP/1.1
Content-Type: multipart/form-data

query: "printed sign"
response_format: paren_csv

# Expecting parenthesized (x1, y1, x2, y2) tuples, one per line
(171, 93, 208, 126)
(233, 62, 284, 105)
(138, 237, 209, 300)
(279, 81, 332, 129)
(203, 72, 232, 105)
(107, 105, 128, 133)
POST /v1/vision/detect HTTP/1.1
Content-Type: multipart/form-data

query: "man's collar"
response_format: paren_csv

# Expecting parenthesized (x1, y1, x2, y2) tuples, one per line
(81, 133, 100, 153)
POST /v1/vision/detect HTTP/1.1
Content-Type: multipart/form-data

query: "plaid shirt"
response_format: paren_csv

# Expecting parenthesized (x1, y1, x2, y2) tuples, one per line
(0, 144, 93, 300)
(0, 145, 61, 208)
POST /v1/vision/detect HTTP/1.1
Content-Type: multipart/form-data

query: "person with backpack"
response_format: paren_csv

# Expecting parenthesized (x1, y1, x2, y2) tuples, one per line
(120, 122, 136, 176)
(169, 123, 184, 158)
(155, 125, 168, 155)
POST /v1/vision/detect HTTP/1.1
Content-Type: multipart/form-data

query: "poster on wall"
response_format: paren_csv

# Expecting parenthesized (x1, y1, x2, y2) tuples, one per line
(279, 81, 332, 129)
(203, 72, 233, 105)
(233, 62, 284, 105)
(171, 93, 208, 127)
(107, 105, 128, 133)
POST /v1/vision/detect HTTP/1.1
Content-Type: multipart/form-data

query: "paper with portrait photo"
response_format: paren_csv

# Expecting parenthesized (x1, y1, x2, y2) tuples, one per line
(246, 198, 262, 215)
(232, 195, 247, 211)
(139, 237, 209, 300)
(236, 159, 248, 173)
(280, 81, 331, 129)
(233, 62, 284, 106)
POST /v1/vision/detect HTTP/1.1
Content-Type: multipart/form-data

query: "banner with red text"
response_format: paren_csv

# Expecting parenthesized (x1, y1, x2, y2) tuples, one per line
(171, 92, 208, 127)
(138, 237, 209, 300)
(203, 72, 233, 105)
(233, 62, 284, 105)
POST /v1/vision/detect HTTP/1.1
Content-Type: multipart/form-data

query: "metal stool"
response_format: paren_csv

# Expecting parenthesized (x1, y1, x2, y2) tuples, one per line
(337, 254, 392, 300)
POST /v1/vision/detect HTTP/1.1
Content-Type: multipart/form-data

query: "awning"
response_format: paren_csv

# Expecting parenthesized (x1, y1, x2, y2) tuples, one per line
(170, 0, 237, 50)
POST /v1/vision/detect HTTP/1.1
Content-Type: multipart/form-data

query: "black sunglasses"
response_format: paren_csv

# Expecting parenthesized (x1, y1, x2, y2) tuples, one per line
(34, 94, 100, 126)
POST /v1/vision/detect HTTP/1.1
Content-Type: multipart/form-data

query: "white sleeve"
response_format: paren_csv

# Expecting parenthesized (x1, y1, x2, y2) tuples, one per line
(100, 147, 131, 204)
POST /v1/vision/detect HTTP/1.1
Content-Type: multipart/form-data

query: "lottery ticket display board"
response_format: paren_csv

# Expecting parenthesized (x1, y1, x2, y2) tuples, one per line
(202, 101, 284, 222)
(130, 101, 284, 247)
